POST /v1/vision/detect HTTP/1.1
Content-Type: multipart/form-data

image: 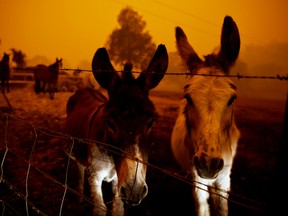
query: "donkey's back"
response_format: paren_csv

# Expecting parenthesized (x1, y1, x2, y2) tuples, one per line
(65, 87, 107, 166)
(66, 87, 107, 116)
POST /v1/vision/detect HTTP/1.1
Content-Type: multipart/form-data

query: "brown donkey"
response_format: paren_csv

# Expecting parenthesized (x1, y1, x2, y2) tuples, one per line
(65, 44, 168, 215)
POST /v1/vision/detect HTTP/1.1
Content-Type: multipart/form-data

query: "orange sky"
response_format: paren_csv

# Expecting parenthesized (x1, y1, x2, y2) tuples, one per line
(0, 0, 288, 68)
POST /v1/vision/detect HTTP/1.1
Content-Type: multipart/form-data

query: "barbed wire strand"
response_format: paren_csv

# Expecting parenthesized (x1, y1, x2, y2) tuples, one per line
(10, 67, 288, 81)
(1, 199, 22, 216)
(1, 178, 47, 216)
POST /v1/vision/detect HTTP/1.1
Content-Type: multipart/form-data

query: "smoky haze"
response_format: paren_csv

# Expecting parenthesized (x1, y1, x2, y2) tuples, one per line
(24, 41, 287, 102)
(233, 42, 288, 101)
(156, 42, 288, 101)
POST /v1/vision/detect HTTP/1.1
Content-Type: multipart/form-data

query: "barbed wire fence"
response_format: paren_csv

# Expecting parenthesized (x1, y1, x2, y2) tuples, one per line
(0, 113, 269, 216)
(0, 68, 287, 215)
(10, 66, 288, 80)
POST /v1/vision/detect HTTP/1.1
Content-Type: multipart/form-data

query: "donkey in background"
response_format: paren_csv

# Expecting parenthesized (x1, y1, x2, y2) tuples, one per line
(0, 52, 10, 93)
(34, 58, 63, 99)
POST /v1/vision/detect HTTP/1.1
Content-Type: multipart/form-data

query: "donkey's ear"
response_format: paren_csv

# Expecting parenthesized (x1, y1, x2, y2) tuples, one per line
(216, 16, 240, 73)
(175, 27, 202, 73)
(92, 48, 120, 90)
(137, 44, 168, 91)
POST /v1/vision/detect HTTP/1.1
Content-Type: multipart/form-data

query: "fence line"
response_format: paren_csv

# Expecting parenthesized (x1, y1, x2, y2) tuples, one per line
(0, 111, 268, 215)
(1, 64, 285, 215)
(0, 113, 112, 216)
(10, 67, 288, 81)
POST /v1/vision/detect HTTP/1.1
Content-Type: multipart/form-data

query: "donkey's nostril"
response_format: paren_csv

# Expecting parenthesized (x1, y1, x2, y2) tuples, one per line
(120, 184, 148, 206)
(212, 158, 224, 171)
(194, 155, 206, 170)
(194, 156, 200, 168)
(120, 186, 127, 198)
(194, 155, 224, 179)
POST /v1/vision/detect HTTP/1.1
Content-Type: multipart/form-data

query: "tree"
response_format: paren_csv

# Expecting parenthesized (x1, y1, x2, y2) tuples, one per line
(105, 6, 156, 71)
(10, 48, 26, 68)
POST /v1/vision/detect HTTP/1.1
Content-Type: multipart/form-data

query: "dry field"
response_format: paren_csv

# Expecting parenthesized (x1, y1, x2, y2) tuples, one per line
(0, 86, 286, 216)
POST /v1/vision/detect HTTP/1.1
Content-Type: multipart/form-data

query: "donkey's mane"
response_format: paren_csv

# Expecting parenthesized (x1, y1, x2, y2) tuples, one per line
(48, 59, 62, 70)
(203, 53, 227, 71)
(121, 62, 135, 84)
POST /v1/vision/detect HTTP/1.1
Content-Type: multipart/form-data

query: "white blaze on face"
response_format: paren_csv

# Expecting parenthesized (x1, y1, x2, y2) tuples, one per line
(117, 135, 148, 201)
(126, 141, 147, 183)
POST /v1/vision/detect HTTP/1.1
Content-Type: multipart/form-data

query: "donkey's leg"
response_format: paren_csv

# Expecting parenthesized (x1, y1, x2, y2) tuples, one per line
(111, 178, 124, 216)
(210, 190, 229, 216)
(48, 83, 56, 100)
(46, 83, 54, 99)
(193, 178, 211, 216)
(87, 171, 107, 216)
(77, 164, 86, 202)
(86, 155, 109, 216)
(51, 83, 56, 99)
(112, 195, 124, 216)
(50, 91, 54, 100)
(34, 79, 40, 94)
(210, 168, 231, 216)
(41, 81, 47, 93)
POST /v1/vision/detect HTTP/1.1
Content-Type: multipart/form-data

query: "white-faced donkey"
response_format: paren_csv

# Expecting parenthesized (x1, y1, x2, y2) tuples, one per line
(171, 16, 240, 216)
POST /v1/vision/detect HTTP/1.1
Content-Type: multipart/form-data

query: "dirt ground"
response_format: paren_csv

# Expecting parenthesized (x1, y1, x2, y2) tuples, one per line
(0, 86, 286, 216)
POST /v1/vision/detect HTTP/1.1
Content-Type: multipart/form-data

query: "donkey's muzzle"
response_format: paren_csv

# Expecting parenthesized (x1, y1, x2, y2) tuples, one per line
(120, 184, 148, 206)
(194, 155, 224, 179)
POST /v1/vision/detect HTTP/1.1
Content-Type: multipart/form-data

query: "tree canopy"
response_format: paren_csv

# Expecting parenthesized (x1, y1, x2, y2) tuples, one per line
(105, 6, 156, 71)
(10, 48, 26, 68)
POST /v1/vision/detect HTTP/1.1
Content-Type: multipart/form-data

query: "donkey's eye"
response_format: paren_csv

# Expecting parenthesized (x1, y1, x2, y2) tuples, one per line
(227, 95, 237, 106)
(184, 94, 193, 106)
(106, 119, 116, 132)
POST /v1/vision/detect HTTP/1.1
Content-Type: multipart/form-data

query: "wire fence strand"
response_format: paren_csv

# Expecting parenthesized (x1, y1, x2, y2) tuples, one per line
(10, 67, 288, 81)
